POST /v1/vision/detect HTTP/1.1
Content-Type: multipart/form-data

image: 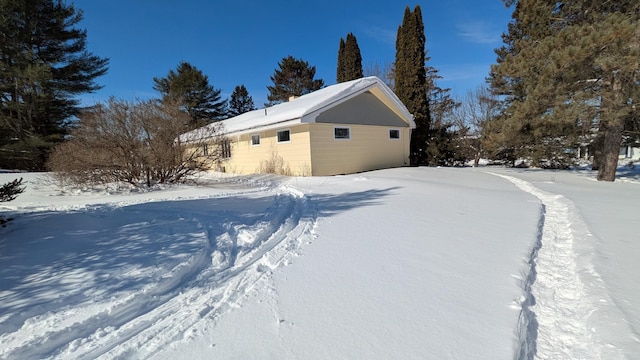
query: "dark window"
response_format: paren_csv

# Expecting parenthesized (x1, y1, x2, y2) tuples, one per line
(203, 143, 209, 156)
(251, 134, 260, 146)
(334, 127, 350, 139)
(277, 130, 290, 143)
(220, 140, 231, 158)
(389, 129, 400, 139)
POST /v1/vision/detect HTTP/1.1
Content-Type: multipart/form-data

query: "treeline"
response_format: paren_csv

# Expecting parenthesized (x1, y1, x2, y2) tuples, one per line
(363, 2, 639, 182)
(3, 0, 636, 183)
(0, 0, 324, 175)
(0, 0, 108, 170)
(471, 0, 639, 181)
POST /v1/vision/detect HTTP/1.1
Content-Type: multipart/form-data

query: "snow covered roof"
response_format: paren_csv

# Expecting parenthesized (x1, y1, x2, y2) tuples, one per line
(181, 76, 414, 142)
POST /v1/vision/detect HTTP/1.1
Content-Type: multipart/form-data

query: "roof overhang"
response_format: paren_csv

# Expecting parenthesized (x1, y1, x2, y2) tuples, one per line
(180, 76, 415, 143)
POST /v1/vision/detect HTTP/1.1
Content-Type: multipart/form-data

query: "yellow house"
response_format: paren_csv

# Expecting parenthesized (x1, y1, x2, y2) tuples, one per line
(183, 76, 415, 176)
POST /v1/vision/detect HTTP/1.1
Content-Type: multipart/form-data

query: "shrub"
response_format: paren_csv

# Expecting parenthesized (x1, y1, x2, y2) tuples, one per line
(258, 149, 292, 176)
(48, 98, 226, 188)
(0, 177, 25, 227)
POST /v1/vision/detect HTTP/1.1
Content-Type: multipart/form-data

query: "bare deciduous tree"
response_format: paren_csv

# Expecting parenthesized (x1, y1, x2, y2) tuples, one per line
(363, 61, 395, 90)
(451, 86, 501, 167)
(48, 98, 225, 188)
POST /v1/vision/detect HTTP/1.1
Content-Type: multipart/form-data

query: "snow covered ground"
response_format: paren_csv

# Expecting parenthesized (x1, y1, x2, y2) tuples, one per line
(0, 167, 638, 359)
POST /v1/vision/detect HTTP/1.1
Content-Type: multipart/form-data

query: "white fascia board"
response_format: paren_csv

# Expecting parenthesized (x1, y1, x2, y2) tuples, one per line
(223, 118, 302, 137)
(299, 83, 378, 124)
(301, 80, 415, 128)
(374, 85, 415, 128)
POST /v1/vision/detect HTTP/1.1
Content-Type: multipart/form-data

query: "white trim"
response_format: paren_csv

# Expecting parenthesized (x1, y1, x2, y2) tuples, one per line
(333, 126, 351, 140)
(180, 77, 415, 143)
(251, 134, 261, 146)
(277, 129, 291, 143)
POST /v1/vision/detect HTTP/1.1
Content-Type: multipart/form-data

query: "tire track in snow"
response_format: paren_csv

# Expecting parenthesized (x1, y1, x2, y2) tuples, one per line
(76, 186, 316, 360)
(493, 173, 631, 360)
(0, 186, 317, 360)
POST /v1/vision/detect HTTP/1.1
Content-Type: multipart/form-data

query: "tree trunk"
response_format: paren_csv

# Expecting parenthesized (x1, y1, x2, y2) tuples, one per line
(596, 120, 622, 181)
(473, 150, 481, 167)
(597, 73, 624, 182)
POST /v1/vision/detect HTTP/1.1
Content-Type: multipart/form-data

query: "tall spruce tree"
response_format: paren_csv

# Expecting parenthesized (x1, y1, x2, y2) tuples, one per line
(228, 85, 256, 117)
(337, 33, 363, 83)
(153, 62, 227, 127)
(266, 56, 324, 106)
(395, 5, 430, 165)
(0, 0, 109, 170)
(491, 0, 640, 180)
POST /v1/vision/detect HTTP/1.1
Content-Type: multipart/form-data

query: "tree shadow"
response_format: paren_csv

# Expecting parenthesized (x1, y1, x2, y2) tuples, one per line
(615, 165, 640, 181)
(0, 186, 399, 338)
(308, 187, 401, 217)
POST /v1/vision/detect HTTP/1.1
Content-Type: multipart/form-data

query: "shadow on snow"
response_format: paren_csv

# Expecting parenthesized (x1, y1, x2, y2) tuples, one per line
(0, 186, 399, 338)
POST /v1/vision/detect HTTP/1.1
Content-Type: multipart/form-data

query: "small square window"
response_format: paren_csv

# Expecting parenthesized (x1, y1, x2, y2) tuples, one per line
(389, 129, 400, 139)
(277, 130, 290, 143)
(251, 134, 260, 146)
(334, 127, 350, 140)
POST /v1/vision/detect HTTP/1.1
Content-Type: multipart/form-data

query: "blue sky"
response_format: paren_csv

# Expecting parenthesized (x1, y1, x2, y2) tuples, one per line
(75, 0, 513, 107)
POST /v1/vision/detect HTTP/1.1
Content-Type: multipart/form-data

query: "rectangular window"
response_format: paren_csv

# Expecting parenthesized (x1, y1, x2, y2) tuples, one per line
(251, 134, 260, 146)
(334, 127, 350, 140)
(220, 140, 231, 159)
(277, 130, 290, 143)
(389, 129, 400, 140)
(203, 143, 209, 156)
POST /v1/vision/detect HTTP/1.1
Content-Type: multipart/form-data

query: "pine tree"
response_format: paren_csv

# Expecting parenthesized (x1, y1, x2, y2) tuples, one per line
(337, 33, 363, 83)
(228, 85, 256, 117)
(0, 177, 24, 227)
(266, 56, 324, 106)
(0, 0, 109, 170)
(395, 5, 430, 165)
(153, 62, 227, 127)
(0, 178, 24, 202)
(490, 0, 640, 180)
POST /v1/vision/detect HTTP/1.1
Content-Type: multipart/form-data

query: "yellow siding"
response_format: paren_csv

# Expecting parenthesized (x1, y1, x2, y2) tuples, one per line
(309, 123, 410, 176)
(218, 124, 313, 176)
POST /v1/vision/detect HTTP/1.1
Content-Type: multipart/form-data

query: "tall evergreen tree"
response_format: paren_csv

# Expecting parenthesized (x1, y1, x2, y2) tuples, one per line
(395, 5, 430, 165)
(228, 85, 256, 117)
(490, 0, 640, 180)
(337, 33, 363, 83)
(266, 56, 324, 106)
(153, 62, 227, 127)
(0, 0, 109, 170)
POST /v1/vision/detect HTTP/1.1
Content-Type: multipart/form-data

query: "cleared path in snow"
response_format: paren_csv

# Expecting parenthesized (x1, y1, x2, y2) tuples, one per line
(493, 173, 634, 360)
